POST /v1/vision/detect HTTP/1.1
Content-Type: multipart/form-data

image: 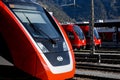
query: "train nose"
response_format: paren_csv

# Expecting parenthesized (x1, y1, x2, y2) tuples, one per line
(45, 51, 70, 66)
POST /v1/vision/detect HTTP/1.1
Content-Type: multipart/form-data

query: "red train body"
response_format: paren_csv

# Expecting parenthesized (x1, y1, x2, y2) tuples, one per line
(97, 27, 120, 42)
(0, 0, 75, 79)
(61, 24, 86, 50)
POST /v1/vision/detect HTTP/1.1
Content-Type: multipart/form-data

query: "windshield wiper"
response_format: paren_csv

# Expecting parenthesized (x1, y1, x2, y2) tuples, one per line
(24, 15, 56, 44)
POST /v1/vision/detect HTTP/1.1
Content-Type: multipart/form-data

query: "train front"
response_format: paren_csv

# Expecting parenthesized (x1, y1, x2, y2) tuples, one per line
(1, 0, 75, 79)
(94, 28, 102, 48)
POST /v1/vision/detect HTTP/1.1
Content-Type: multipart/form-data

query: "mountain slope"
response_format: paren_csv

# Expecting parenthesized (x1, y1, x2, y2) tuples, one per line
(37, 0, 75, 23)
(36, 0, 120, 22)
(52, 0, 120, 21)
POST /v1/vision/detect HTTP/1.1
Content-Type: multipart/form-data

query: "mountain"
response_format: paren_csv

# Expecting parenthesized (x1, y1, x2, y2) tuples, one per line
(37, 0, 120, 22)
(101, 0, 120, 19)
(37, 0, 75, 23)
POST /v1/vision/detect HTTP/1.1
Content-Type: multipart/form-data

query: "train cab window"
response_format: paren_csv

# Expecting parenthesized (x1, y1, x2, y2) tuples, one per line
(6, 2, 68, 54)
(67, 31, 75, 40)
(94, 28, 100, 39)
(73, 25, 85, 40)
(13, 10, 60, 39)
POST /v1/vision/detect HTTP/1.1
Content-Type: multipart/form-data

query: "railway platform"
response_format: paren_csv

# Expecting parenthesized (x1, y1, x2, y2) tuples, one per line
(0, 56, 35, 80)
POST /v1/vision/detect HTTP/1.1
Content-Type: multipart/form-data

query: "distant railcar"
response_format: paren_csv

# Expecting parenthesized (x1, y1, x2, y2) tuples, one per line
(97, 27, 120, 42)
(62, 24, 86, 50)
(77, 24, 101, 49)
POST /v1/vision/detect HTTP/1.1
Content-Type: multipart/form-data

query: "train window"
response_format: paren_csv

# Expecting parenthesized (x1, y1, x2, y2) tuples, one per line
(73, 25, 85, 40)
(94, 28, 100, 39)
(4, 2, 69, 55)
(13, 9, 60, 39)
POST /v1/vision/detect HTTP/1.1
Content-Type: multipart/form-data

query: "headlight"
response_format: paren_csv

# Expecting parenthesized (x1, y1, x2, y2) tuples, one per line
(63, 42, 68, 51)
(37, 43, 49, 53)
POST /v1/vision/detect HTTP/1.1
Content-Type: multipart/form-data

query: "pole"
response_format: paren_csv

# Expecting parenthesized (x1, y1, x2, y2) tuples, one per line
(90, 0, 95, 54)
(74, 0, 76, 6)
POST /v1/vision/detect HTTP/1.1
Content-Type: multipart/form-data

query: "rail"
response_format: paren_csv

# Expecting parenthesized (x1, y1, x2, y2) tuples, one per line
(74, 48, 120, 80)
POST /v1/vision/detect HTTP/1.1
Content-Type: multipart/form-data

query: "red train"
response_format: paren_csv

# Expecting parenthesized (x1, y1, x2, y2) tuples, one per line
(95, 20, 120, 43)
(97, 27, 120, 42)
(0, 0, 75, 79)
(61, 24, 86, 50)
(76, 23, 101, 49)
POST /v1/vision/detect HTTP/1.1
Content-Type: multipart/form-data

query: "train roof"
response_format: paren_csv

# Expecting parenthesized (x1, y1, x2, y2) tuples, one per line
(2, 0, 43, 11)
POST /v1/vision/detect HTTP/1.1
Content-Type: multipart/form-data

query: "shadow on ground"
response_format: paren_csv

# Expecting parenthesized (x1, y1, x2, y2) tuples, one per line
(0, 61, 37, 80)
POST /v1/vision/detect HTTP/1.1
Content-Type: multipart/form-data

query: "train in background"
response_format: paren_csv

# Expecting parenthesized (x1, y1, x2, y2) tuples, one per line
(0, 0, 75, 79)
(97, 27, 120, 42)
(95, 20, 120, 43)
(61, 24, 86, 50)
(76, 22, 101, 49)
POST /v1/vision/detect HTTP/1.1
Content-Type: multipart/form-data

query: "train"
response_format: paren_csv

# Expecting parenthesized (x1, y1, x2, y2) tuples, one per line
(61, 24, 86, 50)
(97, 27, 120, 42)
(95, 20, 120, 43)
(76, 23, 101, 49)
(0, 0, 75, 80)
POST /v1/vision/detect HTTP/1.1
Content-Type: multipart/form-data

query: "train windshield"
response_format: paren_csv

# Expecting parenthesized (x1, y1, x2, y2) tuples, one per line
(13, 9, 60, 39)
(2, 0, 62, 40)
(94, 28, 100, 39)
(73, 25, 85, 40)
(4, 2, 69, 51)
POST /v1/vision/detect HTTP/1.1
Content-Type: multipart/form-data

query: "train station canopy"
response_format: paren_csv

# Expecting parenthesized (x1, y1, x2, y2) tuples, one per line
(76, 20, 120, 27)
(94, 19, 120, 27)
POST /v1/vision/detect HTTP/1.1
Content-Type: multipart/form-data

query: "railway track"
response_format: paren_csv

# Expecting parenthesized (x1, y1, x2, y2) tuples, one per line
(74, 61, 120, 80)
(74, 48, 120, 80)
(74, 49, 120, 54)
(75, 52, 120, 64)
(75, 68, 120, 80)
